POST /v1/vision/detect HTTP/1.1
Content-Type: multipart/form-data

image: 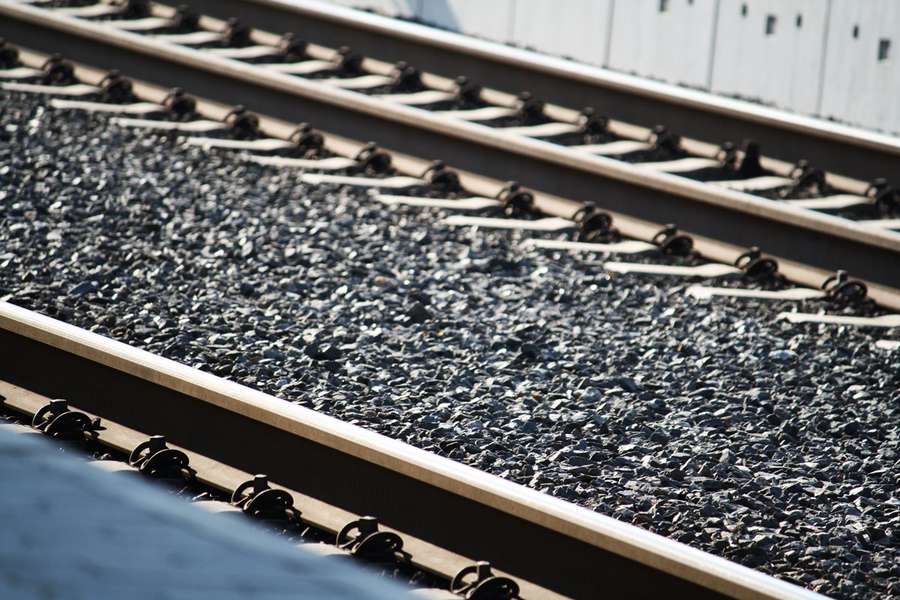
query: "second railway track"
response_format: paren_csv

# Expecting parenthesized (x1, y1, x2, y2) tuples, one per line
(0, 302, 838, 600)
(1, 0, 899, 295)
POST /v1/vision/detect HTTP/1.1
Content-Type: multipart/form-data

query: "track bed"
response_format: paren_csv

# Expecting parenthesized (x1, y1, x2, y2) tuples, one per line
(2, 87, 899, 599)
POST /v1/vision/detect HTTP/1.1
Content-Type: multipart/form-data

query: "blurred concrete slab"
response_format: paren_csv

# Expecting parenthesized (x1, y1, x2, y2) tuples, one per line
(0, 425, 405, 600)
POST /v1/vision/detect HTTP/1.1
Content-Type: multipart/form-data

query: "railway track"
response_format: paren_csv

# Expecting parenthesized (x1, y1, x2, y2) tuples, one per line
(49, 0, 900, 185)
(1, 0, 899, 298)
(1, 4, 899, 600)
(0, 303, 831, 600)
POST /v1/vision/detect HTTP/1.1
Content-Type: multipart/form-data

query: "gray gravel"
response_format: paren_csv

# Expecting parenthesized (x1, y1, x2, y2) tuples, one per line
(2, 90, 899, 599)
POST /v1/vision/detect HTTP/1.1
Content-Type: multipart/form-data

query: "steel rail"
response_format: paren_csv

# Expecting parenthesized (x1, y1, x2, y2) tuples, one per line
(1, 3, 899, 294)
(180, 0, 900, 183)
(0, 302, 829, 600)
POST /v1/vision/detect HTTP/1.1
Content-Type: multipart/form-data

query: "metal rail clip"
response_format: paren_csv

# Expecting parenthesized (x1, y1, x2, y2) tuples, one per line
(790, 160, 830, 195)
(735, 246, 780, 282)
(98, 70, 136, 104)
(718, 139, 764, 179)
(514, 91, 545, 125)
(496, 182, 535, 218)
(31, 398, 101, 440)
(162, 88, 198, 121)
(289, 123, 324, 157)
(866, 178, 900, 213)
(391, 61, 422, 92)
(577, 107, 609, 141)
(277, 33, 307, 62)
(224, 105, 260, 140)
(648, 125, 682, 154)
(573, 205, 618, 243)
(822, 270, 868, 303)
(422, 160, 462, 193)
(41, 54, 76, 86)
(231, 474, 296, 520)
(355, 142, 393, 174)
(110, 0, 151, 20)
(221, 18, 252, 48)
(0, 38, 20, 69)
(337, 516, 404, 561)
(169, 5, 200, 33)
(451, 561, 520, 600)
(452, 76, 483, 109)
(128, 435, 192, 480)
(334, 46, 364, 76)
(652, 223, 693, 256)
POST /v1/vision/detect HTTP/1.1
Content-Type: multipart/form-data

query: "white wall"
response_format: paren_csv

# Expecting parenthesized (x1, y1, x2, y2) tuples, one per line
(819, 0, 900, 135)
(710, 0, 827, 115)
(511, 0, 614, 65)
(608, 0, 719, 88)
(315, 0, 900, 136)
(323, 0, 420, 18)
(417, 0, 516, 41)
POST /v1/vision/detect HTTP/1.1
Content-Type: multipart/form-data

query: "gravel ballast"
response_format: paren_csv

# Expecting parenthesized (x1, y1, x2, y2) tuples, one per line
(1, 90, 899, 599)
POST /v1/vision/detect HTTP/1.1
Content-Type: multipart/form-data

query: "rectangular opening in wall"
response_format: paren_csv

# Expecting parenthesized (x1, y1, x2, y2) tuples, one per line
(796, 14, 802, 28)
(741, 4, 748, 17)
(765, 15, 777, 36)
(659, 0, 670, 12)
(879, 39, 891, 62)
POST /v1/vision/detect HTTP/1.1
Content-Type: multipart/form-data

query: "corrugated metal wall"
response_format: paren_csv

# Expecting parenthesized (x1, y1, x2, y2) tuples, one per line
(320, 0, 900, 136)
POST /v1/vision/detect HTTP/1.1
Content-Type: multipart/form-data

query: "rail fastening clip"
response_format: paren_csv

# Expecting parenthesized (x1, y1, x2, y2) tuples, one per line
(231, 474, 296, 520)
(451, 561, 520, 600)
(735, 246, 780, 282)
(652, 223, 693, 256)
(337, 516, 404, 562)
(32, 398, 101, 440)
(128, 435, 192, 481)
(822, 270, 868, 303)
